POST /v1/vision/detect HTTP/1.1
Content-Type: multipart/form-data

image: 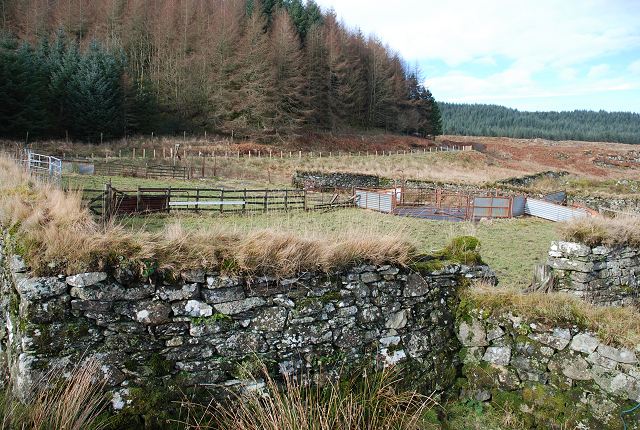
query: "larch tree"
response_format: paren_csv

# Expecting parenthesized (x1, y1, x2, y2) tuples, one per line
(205, 0, 244, 130)
(0, 0, 448, 140)
(305, 22, 330, 130)
(226, 3, 274, 135)
(270, 8, 307, 133)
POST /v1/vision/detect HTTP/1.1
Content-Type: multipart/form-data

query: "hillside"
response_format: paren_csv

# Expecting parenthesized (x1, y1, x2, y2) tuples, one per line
(0, 0, 441, 142)
(439, 102, 640, 144)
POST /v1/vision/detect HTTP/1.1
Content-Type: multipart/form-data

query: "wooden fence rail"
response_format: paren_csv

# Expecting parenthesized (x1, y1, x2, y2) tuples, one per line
(82, 184, 351, 220)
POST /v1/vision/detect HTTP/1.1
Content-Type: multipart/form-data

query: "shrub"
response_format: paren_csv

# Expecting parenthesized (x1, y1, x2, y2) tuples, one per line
(442, 235, 483, 265)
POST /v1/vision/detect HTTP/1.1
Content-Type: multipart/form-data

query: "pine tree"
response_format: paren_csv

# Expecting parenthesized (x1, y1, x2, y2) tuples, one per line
(48, 29, 80, 137)
(124, 76, 158, 135)
(67, 40, 124, 140)
(0, 36, 50, 138)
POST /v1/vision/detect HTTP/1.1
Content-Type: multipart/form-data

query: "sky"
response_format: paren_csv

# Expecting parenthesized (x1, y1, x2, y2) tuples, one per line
(313, 0, 640, 113)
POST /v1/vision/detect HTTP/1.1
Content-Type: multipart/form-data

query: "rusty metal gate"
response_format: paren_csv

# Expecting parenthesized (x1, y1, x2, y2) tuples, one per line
(355, 187, 519, 222)
(396, 188, 471, 221)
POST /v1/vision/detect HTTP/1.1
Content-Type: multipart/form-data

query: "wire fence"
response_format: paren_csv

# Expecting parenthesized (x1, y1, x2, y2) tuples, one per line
(58, 144, 474, 162)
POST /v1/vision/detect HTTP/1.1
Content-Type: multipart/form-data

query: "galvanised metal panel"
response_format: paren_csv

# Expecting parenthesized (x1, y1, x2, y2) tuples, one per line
(355, 190, 393, 213)
(491, 207, 509, 217)
(474, 197, 494, 207)
(525, 198, 588, 222)
(473, 207, 491, 218)
(472, 196, 511, 219)
(512, 196, 526, 217)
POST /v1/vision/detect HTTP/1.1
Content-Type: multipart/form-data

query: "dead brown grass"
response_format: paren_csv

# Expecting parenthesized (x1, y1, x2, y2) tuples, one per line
(0, 157, 414, 276)
(1, 358, 108, 429)
(177, 364, 435, 430)
(559, 215, 640, 248)
(465, 285, 640, 348)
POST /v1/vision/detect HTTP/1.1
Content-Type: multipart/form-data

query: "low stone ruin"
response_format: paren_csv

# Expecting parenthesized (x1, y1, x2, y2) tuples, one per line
(547, 241, 639, 306)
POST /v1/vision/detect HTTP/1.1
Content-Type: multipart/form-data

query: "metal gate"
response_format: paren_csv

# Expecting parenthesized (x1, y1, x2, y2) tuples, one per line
(23, 150, 62, 185)
(355, 189, 396, 213)
(472, 196, 512, 219)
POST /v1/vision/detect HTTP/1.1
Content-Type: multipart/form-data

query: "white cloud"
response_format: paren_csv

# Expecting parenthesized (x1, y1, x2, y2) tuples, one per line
(559, 68, 578, 81)
(630, 60, 640, 74)
(315, 0, 640, 68)
(587, 64, 610, 79)
(315, 0, 640, 111)
(426, 69, 640, 105)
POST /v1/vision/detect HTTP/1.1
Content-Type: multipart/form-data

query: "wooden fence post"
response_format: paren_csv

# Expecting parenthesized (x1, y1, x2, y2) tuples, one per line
(243, 189, 247, 214)
(102, 182, 109, 223)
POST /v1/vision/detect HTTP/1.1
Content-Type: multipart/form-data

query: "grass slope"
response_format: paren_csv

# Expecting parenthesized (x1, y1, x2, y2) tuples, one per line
(125, 209, 556, 288)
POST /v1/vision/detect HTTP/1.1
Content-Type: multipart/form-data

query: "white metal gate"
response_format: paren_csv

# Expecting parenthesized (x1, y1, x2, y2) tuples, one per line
(23, 150, 62, 185)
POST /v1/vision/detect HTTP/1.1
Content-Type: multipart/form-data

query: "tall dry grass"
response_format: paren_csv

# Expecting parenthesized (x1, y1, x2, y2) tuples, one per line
(465, 285, 640, 348)
(0, 157, 414, 276)
(0, 358, 108, 430)
(559, 215, 640, 248)
(177, 365, 435, 430)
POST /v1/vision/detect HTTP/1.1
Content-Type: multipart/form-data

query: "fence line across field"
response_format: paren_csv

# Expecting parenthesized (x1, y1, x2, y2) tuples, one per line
(60, 144, 474, 162)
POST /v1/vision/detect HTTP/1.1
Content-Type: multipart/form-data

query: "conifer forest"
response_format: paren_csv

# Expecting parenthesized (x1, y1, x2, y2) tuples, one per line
(0, 0, 442, 141)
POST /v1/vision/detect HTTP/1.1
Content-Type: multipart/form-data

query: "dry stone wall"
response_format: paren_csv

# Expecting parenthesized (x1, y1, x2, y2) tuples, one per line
(457, 309, 640, 429)
(547, 241, 640, 306)
(0, 231, 496, 422)
(292, 171, 388, 189)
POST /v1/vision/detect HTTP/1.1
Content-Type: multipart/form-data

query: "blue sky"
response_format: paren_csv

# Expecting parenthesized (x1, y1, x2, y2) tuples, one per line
(314, 0, 640, 113)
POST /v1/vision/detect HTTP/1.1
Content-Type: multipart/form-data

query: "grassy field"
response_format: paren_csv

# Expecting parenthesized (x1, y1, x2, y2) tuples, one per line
(61, 149, 535, 188)
(63, 173, 279, 191)
(124, 209, 556, 289)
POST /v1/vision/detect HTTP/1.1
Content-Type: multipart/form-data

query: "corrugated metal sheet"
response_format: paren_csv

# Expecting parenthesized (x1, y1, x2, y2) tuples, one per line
(525, 198, 588, 222)
(355, 190, 394, 213)
(472, 197, 511, 219)
(512, 196, 526, 217)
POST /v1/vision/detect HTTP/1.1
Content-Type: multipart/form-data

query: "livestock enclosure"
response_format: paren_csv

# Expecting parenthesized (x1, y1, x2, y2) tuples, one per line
(355, 187, 590, 222)
(81, 183, 353, 219)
